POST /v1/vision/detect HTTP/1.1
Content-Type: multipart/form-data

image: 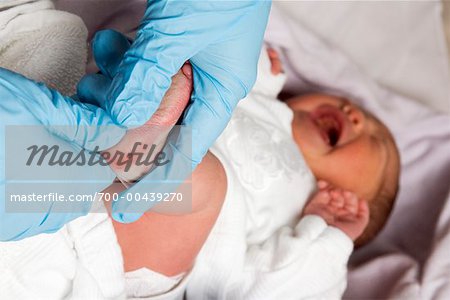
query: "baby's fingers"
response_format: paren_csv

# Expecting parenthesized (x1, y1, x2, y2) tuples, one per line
(343, 191, 359, 215)
(267, 48, 283, 75)
(357, 199, 370, 221)
(330, 188, 345, 208)
(317, 180, 329, 190)
(315, 190, 331, 204)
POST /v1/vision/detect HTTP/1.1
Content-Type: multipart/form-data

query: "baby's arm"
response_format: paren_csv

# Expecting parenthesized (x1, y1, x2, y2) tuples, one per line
(109, 151, 226, 276)
(244, 218, 353, 299)
(241, 184, 368, 298)
(197, 184, 368, 299)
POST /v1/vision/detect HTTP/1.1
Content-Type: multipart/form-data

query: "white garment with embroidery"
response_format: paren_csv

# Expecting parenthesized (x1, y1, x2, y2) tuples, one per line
(186, 49, 354, 300)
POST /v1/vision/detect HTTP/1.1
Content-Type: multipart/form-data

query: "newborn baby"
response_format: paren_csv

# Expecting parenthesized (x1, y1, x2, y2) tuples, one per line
(106, 47, 400, 299)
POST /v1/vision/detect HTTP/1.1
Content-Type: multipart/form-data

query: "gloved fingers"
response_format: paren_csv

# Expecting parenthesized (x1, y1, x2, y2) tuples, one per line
(107, 0, 271, 218)
(92, 29, 131, 78)
(0, 68, 125, 151)
(77, 73, 112, 108)
(187, 13, 270, 102)
(106, 0, 270, 128)
(48, 96, 125, 151)
(0, 69, 120, 241)
(174, 0, 269, 162)
(89, 28, 180, 128)
(0, 209, 92, 241)
(180, 64, 241, 164)
(106, 40, 190, 128)
(106, 17, 204, 127)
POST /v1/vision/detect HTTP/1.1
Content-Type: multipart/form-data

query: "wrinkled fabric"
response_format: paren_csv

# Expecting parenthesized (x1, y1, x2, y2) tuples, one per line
(264, 6, 450, 299)
(186, 49, 351, 300)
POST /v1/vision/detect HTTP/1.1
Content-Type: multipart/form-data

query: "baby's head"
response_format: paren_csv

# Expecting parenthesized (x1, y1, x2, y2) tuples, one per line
(287, 93, 400, 246)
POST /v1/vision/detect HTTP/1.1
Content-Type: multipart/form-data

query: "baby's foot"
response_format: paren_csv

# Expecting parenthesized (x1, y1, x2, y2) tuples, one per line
(103, 63, 193, 183)
(303, 181, 369, 241)
(144, 63, 193, 126)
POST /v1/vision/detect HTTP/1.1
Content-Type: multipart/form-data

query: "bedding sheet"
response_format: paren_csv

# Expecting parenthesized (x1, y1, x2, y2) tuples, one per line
(265, 6, 450, 299)
(55, 1, 450, 298)
(274, 1, 450, 114)
(444, 1, 450, 64)
(55, 0, 450, 112)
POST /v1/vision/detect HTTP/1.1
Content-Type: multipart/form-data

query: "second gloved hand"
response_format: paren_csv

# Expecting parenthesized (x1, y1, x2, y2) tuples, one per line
(0, 68, 125, 241)
(78, 1, 271, 222)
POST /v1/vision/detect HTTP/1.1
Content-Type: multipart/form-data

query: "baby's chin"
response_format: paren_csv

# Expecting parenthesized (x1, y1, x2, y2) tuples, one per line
(104, 63, 193, 182)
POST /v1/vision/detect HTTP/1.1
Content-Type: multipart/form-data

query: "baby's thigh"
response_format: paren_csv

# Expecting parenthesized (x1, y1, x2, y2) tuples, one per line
(110, 151, 227, 276)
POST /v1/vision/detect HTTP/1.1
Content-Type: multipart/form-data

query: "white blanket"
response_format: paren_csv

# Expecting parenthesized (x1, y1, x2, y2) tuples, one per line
(274, 1, 450, 114)
(265, 6, 450, 299)
(0, 0, 88, 95)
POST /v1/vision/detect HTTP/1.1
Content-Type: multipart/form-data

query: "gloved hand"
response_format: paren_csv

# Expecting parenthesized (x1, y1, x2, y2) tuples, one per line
(0, 68, 125, 241)
(77, 0, 271, 223)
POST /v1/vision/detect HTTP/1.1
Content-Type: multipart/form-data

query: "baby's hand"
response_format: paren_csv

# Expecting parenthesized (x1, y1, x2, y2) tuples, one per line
(267, 48, 283, 75)
(303, 181, 369, 241)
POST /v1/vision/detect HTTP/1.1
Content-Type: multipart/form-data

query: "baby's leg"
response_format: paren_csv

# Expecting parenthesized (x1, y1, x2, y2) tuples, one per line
(102, 63, 227, 276)
(103, 63, 193, 184)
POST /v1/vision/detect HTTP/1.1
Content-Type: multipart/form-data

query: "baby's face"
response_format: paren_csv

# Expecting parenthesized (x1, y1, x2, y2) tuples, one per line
(287, 93, 397, 202)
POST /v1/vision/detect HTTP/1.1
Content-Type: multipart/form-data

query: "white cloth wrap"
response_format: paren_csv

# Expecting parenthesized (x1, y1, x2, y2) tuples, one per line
(185, 49, 353, 300)
(0, 0, 87, 95)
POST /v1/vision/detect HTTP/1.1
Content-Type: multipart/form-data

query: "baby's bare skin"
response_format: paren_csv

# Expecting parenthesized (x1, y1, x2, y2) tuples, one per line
(303, 181, 369, 241)
(106, 50, 371, 277)
(109, 152, 226, 275)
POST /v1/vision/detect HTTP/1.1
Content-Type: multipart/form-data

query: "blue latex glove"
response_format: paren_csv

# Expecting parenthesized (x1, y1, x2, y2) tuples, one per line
(77, 0, 271, 223)
(0, 68, 125, 241)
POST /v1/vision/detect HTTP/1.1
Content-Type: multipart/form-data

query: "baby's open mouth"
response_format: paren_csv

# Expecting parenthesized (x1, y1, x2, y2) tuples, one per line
(312, 107, 344, 147)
